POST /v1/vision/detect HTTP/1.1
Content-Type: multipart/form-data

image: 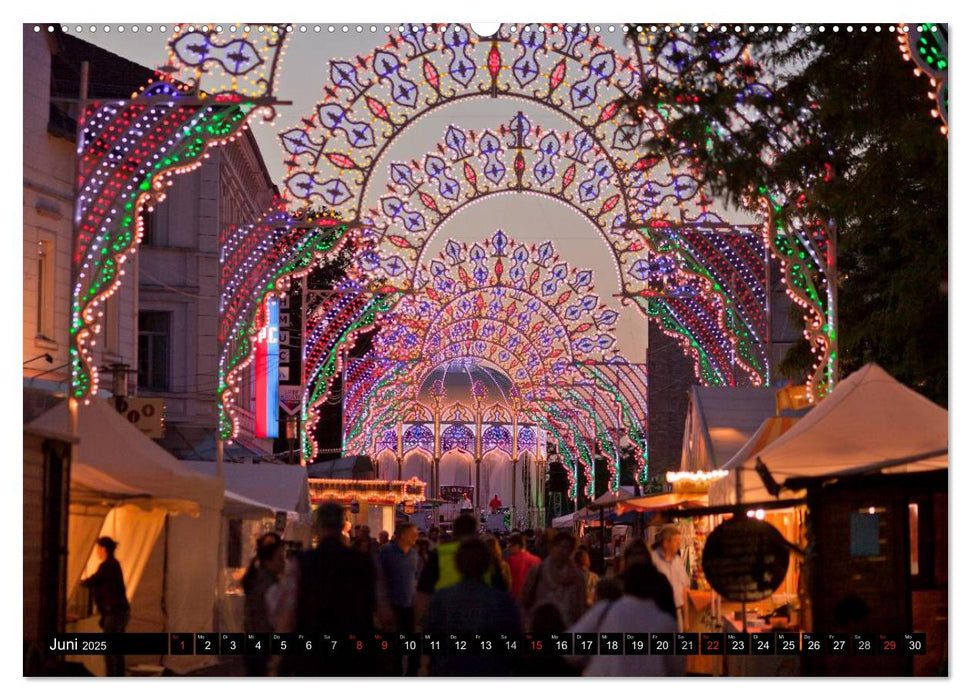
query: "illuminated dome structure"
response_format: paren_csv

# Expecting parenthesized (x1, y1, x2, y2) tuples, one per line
(371, 358, 542, 515)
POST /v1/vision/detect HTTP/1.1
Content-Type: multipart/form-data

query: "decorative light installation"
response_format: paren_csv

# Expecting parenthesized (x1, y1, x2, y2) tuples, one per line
(629, 26, 835, 399)
(898, 24, 948, 135)
(280, 24, 771, 388)
(299, 278, 396, 460)
(218, 203, 350, 439)
(71, 25, 288, 400)
(342, 232, 650, 495)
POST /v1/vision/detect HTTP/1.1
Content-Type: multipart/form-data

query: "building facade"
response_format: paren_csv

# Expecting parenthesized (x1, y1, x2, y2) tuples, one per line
(137, 128, 278, 459)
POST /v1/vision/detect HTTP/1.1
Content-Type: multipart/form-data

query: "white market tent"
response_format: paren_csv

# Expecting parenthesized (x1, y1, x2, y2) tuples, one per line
(28, 398, 224, 673)
(183, 460, 310, 515)
(707, 415, 800, 505)
(680, 386, 778, 472)
(709, 364, 948, 506)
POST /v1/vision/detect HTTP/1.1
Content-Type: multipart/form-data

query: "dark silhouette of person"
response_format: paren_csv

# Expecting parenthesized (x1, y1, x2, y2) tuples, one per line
(275, 502, 376, 676)
(242, 535, 285, 675)
(81, 536, 130, 676)
(425, 537, 521, 676)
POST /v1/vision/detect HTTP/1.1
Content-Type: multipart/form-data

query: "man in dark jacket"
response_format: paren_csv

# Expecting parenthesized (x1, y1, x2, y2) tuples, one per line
(425, 537, 522, 676)
(275, 502, 376, 676)
(81, 536, 130, 676)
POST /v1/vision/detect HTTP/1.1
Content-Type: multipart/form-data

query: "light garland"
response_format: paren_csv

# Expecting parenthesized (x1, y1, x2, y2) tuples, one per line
(307, 477, 427, 505)
(897, 24, 948, 136)
(71, 26, 288, 400)
(666, 469, 729, 483)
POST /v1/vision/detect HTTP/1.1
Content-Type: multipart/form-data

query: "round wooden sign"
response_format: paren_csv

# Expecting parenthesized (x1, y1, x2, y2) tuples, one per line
(702, 517, 791, 602)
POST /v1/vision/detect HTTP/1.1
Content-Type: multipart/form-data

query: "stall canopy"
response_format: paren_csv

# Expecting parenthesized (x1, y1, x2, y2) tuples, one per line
(307, 455, 375, 479)
(707, 416, 800, 505)
(28, 398, 224, 509)
(552, 507, 593, 528)
(680, 386, 779, 472)
(710, 364, 948, 506)
(589, 486, 638, 509)
(183, 461, 310, 514)
(615, 492, 708, 515)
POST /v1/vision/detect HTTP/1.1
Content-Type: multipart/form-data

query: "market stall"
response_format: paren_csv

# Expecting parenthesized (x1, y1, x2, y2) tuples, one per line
(28, 398, 224, 675)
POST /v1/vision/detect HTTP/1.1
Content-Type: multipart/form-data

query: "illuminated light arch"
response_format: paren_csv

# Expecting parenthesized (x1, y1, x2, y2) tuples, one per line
(342, 233, 649, 490)
(71, 26, 288, 400)
(296, 278, 400, 459)
(629, 27, 843, 398)
(280, 23, 772, 387)
(898, 24, 948, 135)
(219, 205, 355, 438)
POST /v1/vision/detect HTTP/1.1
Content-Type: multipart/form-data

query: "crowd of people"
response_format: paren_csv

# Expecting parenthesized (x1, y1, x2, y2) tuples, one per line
(236, 502, 687, 677)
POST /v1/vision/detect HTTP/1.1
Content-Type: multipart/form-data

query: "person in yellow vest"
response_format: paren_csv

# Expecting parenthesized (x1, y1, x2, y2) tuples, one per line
(415, 514, 478, 625)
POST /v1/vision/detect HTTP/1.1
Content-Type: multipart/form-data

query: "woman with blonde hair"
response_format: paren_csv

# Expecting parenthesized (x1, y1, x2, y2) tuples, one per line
(483, 534, 512, 591)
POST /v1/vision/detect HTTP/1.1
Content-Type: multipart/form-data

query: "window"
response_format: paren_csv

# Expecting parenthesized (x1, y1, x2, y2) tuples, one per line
(36, 239, 54, 339)
(102, 293, 120, 355)
(138, 311, 171, 390)
(140, 209, 156, 246)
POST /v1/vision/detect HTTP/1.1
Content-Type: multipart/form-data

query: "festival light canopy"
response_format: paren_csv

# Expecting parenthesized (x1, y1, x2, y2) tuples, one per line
(341, 231, 648, 496)
(71, 22, 938, 478)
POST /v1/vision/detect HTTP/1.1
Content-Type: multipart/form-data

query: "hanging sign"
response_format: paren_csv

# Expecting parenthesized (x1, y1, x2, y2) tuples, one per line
(702, 516, 790, 602)
(279, 384, 303, 416)
(109, 397, 165, 438)
(255, 297, 280, 439)
(440, 486, 474, 503)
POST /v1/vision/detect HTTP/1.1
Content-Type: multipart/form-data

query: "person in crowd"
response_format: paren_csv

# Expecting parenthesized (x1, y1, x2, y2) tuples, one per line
(650, 524, 690, 631)
(425, 538, 521, 676)
(586, 531, 606, 575)
(617, 538, 652, 574)
(415, 536, 430, 571)
(505, 531, 541, 601)
(427, 526, 441, 550)
(378, 523, 420, 675)
(459, 493, 473, 510)
(417, 514, 478, 594)
(536, 528, 556, 559)
(378, 530, 390, 548)
(483, 535, 512, 591)
(514, 603, 580, 677)
(568, 561, 683, 677)
(242, 535, 286, 676)
(341, 519, 352, 546)
(519, 531, 587, 630)
(416, 514, 478, 625)
(594, 575, 624, 603)
(275, 502, 376, 676)
(574, 547, 599, 608)
(489, 493, 503, 512)
(81, 537, 130, 676)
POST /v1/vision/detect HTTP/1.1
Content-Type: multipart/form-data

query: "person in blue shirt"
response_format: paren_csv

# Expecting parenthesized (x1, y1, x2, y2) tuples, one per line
(378, 522, 419, 675)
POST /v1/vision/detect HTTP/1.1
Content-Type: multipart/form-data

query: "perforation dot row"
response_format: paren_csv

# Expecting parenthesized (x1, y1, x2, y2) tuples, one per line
(31, 24, 941, 35)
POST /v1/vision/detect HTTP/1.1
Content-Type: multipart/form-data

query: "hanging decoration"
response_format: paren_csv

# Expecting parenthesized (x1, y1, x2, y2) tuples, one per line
(280, 24, 770, 388)
(71, 24, 288, 400)
(898, 23, 948, 135)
